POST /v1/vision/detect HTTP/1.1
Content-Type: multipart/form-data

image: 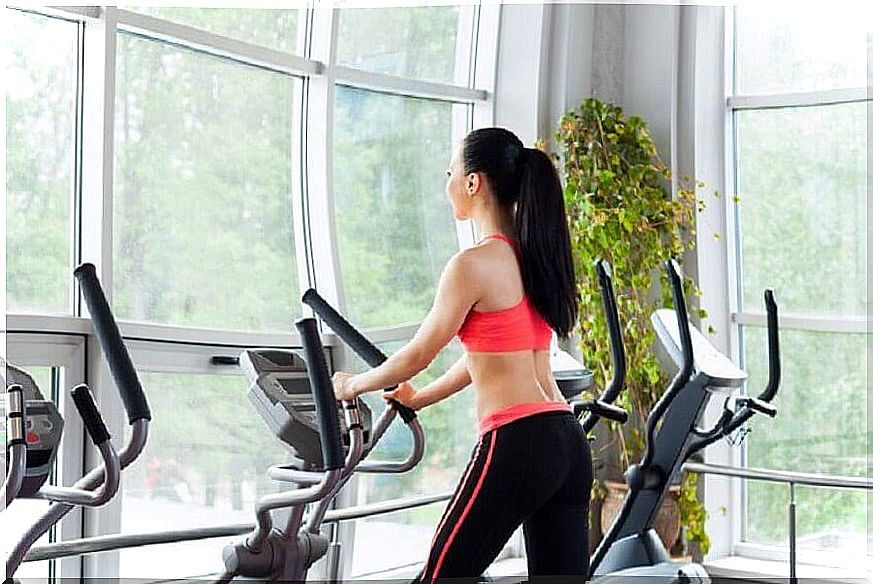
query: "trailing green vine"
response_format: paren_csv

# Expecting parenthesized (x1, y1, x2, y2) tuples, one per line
(555, 97, 709, 554)
(679, 472, 711, 555)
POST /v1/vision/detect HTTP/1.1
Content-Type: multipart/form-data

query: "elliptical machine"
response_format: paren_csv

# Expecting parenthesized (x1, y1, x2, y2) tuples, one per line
(218, 290, 426, 581)
(219, 258, 630, 582)
(588, 259, 781, 582)
(4, 264, 153, 579)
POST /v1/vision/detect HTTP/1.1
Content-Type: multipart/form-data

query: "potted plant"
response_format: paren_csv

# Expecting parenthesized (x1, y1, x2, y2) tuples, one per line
(555, 97, 711, 557)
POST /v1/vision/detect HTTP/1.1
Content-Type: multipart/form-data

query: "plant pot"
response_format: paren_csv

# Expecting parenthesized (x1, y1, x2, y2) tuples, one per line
(600, 480, 682, 554)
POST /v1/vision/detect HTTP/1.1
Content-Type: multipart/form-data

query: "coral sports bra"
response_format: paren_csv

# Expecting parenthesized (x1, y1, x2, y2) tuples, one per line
(457, 234, 553, 353)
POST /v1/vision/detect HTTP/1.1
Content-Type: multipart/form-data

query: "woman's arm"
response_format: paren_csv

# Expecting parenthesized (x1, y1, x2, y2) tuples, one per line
(408, 355, 472, 410)
(339, 252, 480, 399)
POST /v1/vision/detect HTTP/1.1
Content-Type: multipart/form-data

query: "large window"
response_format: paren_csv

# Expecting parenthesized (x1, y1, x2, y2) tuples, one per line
(5, 4, 494, 581)
(117, 346, 295, 578)
(5, 9, 79, 315)
(114, 34, 302, 332)
(328, 6, 485, 575)
(730, 5, 869, 563)
(333, 87, 466, 328)
(335, 6, 473, 85)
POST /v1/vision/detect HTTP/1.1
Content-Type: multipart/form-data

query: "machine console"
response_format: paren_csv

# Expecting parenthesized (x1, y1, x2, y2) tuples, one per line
(241, 349, 372, 468)
(651, 309, 747, 390)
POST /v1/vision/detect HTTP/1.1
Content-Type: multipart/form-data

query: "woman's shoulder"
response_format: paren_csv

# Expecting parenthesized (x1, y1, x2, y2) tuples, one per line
(441, 246, 490, 290)
(453, 243, 495, 274)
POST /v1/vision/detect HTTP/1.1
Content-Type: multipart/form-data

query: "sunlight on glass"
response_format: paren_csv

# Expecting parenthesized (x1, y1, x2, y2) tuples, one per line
(734, 4, 870, 93)
(118, 372, 292, 578)
(124, 6, 300, 54)
(336, 6, 475, 85)
(114, 34, 301, 331)
(332, 87, 464, 329)
(743, 328, 866, 553)
(736, 103, 867, 318)
(5, 8, 77, 314)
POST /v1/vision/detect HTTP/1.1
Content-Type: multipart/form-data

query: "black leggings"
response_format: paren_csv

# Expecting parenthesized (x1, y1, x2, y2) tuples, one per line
(414, 410, 593, 583)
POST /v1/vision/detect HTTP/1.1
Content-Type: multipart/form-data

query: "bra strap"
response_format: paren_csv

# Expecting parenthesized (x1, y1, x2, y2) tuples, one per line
(483, 233, 519, 251)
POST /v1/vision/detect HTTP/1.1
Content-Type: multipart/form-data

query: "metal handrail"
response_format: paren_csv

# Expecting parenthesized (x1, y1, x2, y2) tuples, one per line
(683, 462, 872, 490)
(683, 462, 871, 584)
(27, 463, 869, 569)
(24, 490, 453, 562)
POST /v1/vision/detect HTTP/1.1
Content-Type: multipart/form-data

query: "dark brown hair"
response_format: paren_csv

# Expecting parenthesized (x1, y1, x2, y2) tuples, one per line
(462, 127, 578, 338)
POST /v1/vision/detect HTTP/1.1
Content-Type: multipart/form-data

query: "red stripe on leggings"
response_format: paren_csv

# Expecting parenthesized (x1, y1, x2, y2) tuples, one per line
(421, 436, 486, 578)
(430, 429, 498, 582)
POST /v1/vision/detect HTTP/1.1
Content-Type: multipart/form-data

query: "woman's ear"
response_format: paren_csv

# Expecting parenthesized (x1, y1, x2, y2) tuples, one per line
(467, 172, 481, 196)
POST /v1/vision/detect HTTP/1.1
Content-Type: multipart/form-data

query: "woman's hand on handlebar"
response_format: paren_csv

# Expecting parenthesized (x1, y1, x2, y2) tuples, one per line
(332, 371, 360, 402)
(383, 381, 419, 410)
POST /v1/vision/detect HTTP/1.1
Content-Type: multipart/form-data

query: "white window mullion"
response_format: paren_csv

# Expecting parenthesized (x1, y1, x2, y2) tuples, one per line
(303, 7, 344, 325)
(332, 65, 486, 103)
(733, 312, 870, 334)
(472, 2, 499, 128)
(463, 1, 500, 247)
(79, 6, 118, 309)
(728, 87, 868, 110)
(303, 9, 354, 583)
(114, 9, 323, 77)
(721, 4, 747, 558)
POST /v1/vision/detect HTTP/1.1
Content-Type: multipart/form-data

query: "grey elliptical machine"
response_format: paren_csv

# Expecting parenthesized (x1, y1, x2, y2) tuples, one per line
(588, 259, 781, 583)
(4, 264, 153, 581)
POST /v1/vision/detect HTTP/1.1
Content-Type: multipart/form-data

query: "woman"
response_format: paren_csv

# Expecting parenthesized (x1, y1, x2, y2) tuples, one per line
(331, 127, 593, 582)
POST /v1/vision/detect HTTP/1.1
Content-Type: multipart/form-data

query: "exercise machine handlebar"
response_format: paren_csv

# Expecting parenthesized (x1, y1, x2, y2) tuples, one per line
(302, 288, 417, 424)
(3, 384, 27, 507)
(74, 263, 151, 424)
(638, 259, 694, 471)
(687, 289, 781, 456)
(579, 260, 628, 434)
(295, 318, 345, 471)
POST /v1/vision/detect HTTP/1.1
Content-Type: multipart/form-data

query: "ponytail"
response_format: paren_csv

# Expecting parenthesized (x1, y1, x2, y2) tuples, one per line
(462, 128, 578, 339)
(515, 148, 578, 338)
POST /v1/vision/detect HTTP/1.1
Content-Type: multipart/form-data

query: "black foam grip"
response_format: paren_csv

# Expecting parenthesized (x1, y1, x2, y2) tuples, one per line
(576, 399, 629, 424)
(302, 289, 417, 424)
(760, 289, 780, 402)
(666, 259, 694, 373)
(71, 384, 111, 445)
(74, 263, 151, 423)
(640, 259, 694, 470)
(296, 318, 345, 471)
(596, 259, 626, 404)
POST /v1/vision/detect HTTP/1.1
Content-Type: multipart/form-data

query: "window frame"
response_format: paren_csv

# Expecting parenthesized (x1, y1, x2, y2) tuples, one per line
(4, 333, 87, 580)
(724, 4, 870, 564)
(5, 3, 500, 579)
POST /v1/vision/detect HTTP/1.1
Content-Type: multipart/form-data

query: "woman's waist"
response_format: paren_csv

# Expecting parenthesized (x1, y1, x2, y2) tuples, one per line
(476, 398, 572, 436)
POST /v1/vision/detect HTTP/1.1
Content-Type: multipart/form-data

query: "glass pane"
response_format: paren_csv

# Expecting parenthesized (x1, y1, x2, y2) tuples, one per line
(119, 372, 294, 578)
(2, 366, 62, 580)
(734, 5, 869, 94)
(333, 87, 463, 328)
(743, 327, 867, 554)
(114, 34, 301, 331)
(343, 339, 480, 576)
(736, 103, 867, 317)
(5, 9, 77, 314)
(125, 7, 300, 54)
(336, 6, 474, 85)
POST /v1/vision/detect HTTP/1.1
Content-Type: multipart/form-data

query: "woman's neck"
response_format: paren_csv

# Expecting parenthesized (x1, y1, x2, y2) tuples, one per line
(474, 208, 515, 240)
